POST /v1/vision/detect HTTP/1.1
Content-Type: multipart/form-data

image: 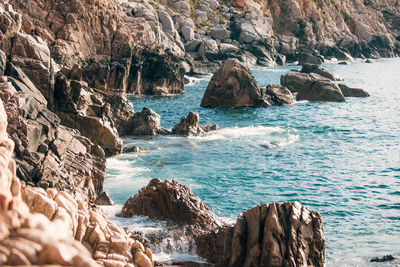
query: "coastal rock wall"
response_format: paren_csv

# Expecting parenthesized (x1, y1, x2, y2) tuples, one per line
(0, 99, 154, 266)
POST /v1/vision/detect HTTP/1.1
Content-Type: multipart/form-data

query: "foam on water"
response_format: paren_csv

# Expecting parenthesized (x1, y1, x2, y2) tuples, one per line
(106, 58, 400, 265)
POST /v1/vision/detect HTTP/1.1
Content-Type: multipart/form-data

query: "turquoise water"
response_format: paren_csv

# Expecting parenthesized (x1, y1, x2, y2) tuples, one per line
(105, 58, 400, 266)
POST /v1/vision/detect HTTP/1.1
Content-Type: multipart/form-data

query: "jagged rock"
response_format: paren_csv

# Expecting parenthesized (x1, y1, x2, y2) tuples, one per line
(128, 108, 169, 136)
(0, 50, 6, 75)
(201, 59, 292, 107)
(0, 78, 105, 196)
(200, 58, 267, 107)
(281, 72, 345, 102)
(210, 26, 230, 40)
(194, 202, 325, 267)
(181, 25, 194, 41)
(301, 63, 343, 81)
(94, 192, 115, 206)
(338, 84, 370, 97)
(0, 98, 154, 267)
(298, 51, 324, 65)
(129, 49, 185, 95)
(172, 111, 218, 136)
(123, 145, 146, 153)
(262, 85, 294, 106)
(120, 179, 222, 231)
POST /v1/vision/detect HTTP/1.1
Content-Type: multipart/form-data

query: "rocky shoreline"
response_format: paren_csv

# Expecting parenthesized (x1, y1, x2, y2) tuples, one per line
(0, 0, 399, 265)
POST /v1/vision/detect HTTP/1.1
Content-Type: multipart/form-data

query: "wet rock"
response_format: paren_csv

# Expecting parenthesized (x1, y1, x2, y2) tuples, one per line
(172, 111, 218, 136)
(338, 61, 350, 65)
(301, 63, 343, 81)
(195, 202, 325, 267)
(123, 145, 146, 153)
(338, 84, 370, 97)
(128, 108, 169, 136)
(200, 58, 267, 107)
(120, 179, 222, 231)
(94, 192, 115, 206)
(370, 255, 396, 262)
(281, 72, 345, 102)
(262, 85, 294, 106)
(298, 51, 324, 66)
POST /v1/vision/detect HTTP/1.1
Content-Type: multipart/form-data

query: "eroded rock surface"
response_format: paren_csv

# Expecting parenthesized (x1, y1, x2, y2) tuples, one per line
(172, 111, 218, 136)
(0, 99, 154, 266)
(120, 179, 222, 232)
(195, 202, 325, 267)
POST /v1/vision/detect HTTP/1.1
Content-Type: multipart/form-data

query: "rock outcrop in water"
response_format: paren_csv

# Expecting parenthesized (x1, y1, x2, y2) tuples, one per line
(0, 99, 154, 266)
(172, 111, 218, 136)
(201, 59, 293, 107)
(120, 179, 223, 232)
(123, 179, 325, 266)
(195, 201, 325, 267)
(301, 63, 344, 81)
(338, 84, 370, 97)
(127, 108, 169, 136)
(281, 72, 346, 102)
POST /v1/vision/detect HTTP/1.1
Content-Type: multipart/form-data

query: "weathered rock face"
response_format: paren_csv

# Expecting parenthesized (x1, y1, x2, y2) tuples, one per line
(172, 111, 218, 136)
(201, 59, 295, 107)
(120, 179, 222, 232)
(281, 72, 346, 102)
(128, 49, 186, 95)
(0, 99, 154, 267)
(127, 108, 169, 136)
(301, 63, 343, 81)
(262, 85, 294, 106)
(338, 83, 370, 97)
(0, 77, 106, 196)
(94, 191, 115, 206)
(200, 59, 267, 107)
(195, 202, 325, 267)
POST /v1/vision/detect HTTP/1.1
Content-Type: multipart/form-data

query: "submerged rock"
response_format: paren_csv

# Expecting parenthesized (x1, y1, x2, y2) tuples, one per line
(123, 145, 146, 153)
(338, 84, 370, 97)
(370, 255, 396, 262)
(172, 111, 218, 136)
(120, 179, 222, 231)
(195, 202, 325, 267)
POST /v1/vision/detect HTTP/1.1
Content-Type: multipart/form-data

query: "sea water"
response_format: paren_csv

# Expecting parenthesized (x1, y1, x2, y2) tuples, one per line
(104, 58, 400, 266)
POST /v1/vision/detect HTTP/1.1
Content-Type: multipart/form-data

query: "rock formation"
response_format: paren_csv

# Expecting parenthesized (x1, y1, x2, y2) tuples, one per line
(120, 179, 223, 232)
(301, 63, 344, 81)
(201, 59, 293, 107)
(338, 84, 370, 97)
(281, 72, 346, 102)
(262, 85, 294, 106)
(0, 99, 154, 266)
(195, 202, 325, 267)
(172, 111, 218, 136)
(127, 108, 169, 136)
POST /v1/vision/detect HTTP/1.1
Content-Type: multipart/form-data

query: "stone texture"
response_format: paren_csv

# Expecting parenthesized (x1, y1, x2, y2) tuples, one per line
(0, 99, 154, 267)
(172, 111, 218, 136)
(338, 84, 370, 97)
(262, 85, 294, 106)
(298, 51, 324, 66)
(200, 58, 267, 107)
(127, 108, 169, 136)
(301, 63, 343, 81)
(195, 202, 325, 267)
(120, 179, 223, 232)
(94, 192, 115, 206)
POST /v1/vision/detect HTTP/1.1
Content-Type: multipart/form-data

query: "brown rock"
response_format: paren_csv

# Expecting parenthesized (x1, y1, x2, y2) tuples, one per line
(120, 179, 222, 231)
(200, 58, 267, 108)
(94, 192, 115, 206)
(262, 85, 294, 106)
(301, 63, 343, 81)
(338, 84, 370, 97)
(127, 108, 169, 136)
(195, 202, 325, 267)
(172, 111, 218, 136)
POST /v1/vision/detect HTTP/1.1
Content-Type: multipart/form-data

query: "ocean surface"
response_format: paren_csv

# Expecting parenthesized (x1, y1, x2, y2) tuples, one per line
(104, 58, 400, 266)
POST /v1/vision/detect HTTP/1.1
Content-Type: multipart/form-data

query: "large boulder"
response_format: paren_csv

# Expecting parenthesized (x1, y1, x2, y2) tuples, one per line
(200, 58, 267, 107)
(262, 85, 294, 106)
(338, 84, 370, 97)
(128, 108, 169, 136)
(301, 63, 343, 81)
(195, 202, 325, 267)
(281, 72, 345, 102)
(298, 51, 324, 65)
(172, 111, 218, 136)
(120, 179, 222, 231)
